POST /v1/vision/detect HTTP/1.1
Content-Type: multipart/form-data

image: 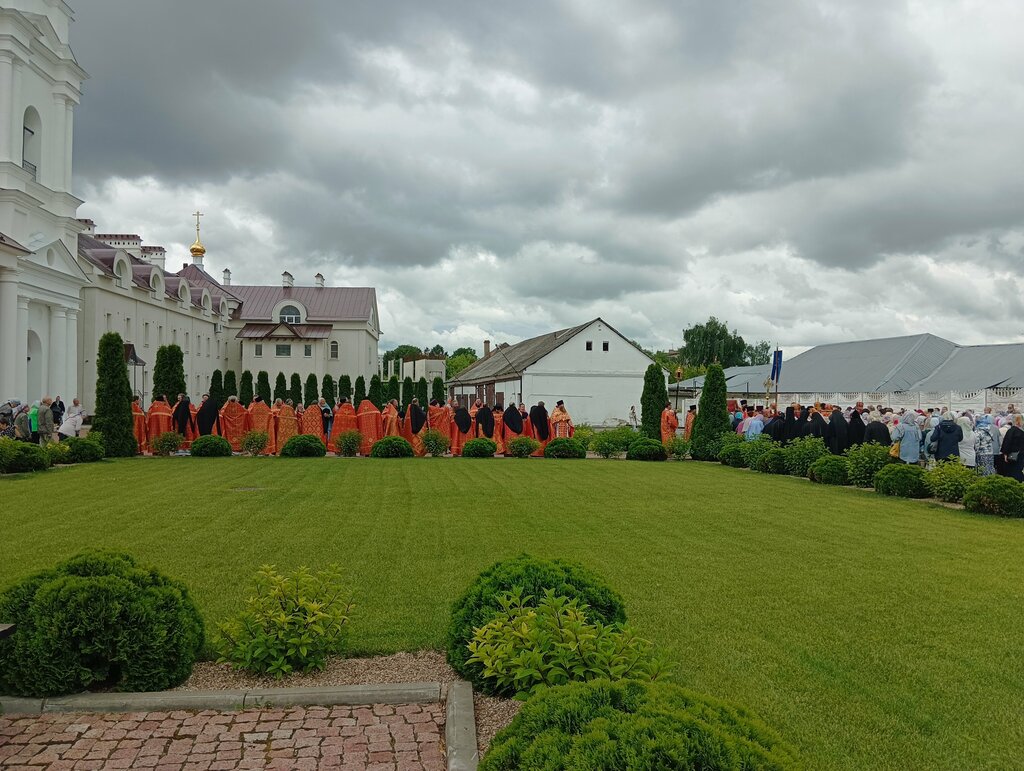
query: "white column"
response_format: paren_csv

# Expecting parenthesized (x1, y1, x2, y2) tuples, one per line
(0, 267, 19, 397)
(16, 297, 29, 401)
(65, 309, 78, 401)
(0, 53, 13, 163)
(64, 101, 74, 190)
(48, 305, 67, 399)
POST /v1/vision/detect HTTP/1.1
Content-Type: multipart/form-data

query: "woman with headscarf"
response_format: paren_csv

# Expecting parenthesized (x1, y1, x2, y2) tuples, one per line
(863, 411, 891, 446)
(999, 414, 1024, 481)
(781, 406, 798, 444)
(956, 415, 976, 468)
(826, 408, 849, 454)
(974, 414, 997, 476)
(929, 411, 963, 462)
(891, 411, 922, 464)
(848, 409, 866, 447)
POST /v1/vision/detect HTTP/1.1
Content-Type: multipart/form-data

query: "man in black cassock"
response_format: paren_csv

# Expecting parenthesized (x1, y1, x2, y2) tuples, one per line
(195, 393, 220, 436)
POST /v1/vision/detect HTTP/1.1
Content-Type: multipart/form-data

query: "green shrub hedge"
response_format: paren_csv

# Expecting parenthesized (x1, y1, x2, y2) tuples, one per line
(44, 440, 69, 466)
(446, 554, 627, 691)
(421, 429, 450, 457)
(808, 455, 849, 485)
(783, 436, 828, 477)
(666, 436, 690, 460)
(151, 431, 183, 456)
(480, 679, 798, 771)
(369, 435, 414, 458)
(0, 440, 50, 473)
(189, 435, 232, 457)
(241, 430, 269, 456)
(462, 438, 498, 458)
(740, 436, 776, 469)
(873, 463, 928, 498)
(925, 460, 978, 503)
(506, 436, 540, 458)
(754, 447, 787, 474)
(65, 436, 105, 464)
(333, 429, 363, 457)
(962, 476, 1024, 517)
(719, 444, 747, 468)
(845, 442, 895, 488)
(0, 550, 204, 696)
(544, 438, 587, 459)
(626, 439, 668, 462)
(280, 434, 327, 457)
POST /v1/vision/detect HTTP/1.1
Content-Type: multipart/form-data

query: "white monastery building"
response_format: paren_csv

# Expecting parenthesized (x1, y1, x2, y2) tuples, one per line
(0, 1, 380, 407)
(450, 319, 661, 427)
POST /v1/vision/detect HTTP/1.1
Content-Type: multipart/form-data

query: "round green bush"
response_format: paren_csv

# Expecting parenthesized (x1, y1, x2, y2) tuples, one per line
(332, 429, 363, 457)
(241, 430, 269, 456)
(151, 431, 183, 456)
(719, 444, 747, 468)
(845, 442, 895, 488)
(925, 460, 979, 503)
(741, 436, 776, 469)
(0, 437, 19, 472)
(65, 436, 105, 464)
(44, 441, 69, 466)
(480, 679, 798, 771)
(962, 476, 1024, 517)
(280, 434, 328, 457)
(783, 436, 828, 477)
(754, 447, 787, 474)
(626, 439, 668, 461)
(589, 432, 622, 459)
(543, 438, 587, 459)
(572, 424, 596, 449)
(421, 429, 451, 457)
(2, 442, 50, 473)
(0, 550, 204, 697)
(808, 455, 849, 485)
(447, 554, 627, 690)
(666, 436, 690, 460)
(189, 435, 232, 457)
(506, 436, 540, 458)
(369, 435, 414, 458)
(873, 463, 928, 498)
(462, 438, 498, 458)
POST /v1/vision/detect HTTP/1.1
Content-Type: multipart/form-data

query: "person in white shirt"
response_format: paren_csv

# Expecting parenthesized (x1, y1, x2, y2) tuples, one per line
(58, 412, 84, 441)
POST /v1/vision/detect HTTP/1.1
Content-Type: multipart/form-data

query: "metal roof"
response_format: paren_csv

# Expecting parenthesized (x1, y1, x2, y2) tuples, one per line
(235, 323, 333, 340)
(452, 321, 594, 385)
(229, 285, 375, 323)
(914, 344, 1024, 391)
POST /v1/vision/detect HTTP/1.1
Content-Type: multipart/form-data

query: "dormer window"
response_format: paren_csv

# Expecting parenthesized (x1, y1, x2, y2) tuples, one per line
(279, 304, 301, 323)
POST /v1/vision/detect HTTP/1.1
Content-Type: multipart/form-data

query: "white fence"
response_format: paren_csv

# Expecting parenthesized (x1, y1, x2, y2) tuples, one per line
(676, 388, 1024, 414)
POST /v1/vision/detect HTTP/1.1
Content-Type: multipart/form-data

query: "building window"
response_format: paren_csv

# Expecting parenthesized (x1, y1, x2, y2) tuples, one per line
(330, 341, 339, 359)
(105, 313, 111, 331)
(279, 305, 301, 324)
(276, 344, 291, 357)
(22, 107, 40, 179)
(602, 341, 609, 352)
(184, 332, 189, 352)
(255, 343, 263, 357)
(143, 322, 149, 347)
(158, 325, 164, 345)
(304, 344, 312, 358)
(207, 337, 211, 357)
(585, 341, 593, 351)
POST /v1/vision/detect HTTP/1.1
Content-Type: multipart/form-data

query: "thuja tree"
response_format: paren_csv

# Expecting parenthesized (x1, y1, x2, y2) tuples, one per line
(690, 363, 731, 460)
(431, 377, 445, 403)
(386, 375, 400, 404)
(223, 370, 238, 399)
(289, 373, 302, 404)
(152, 344, 186, 400)
(208, 369, 224, 405)
(256, 371, 272, 404)
(321, 374, 336, 407)
(304, 373, 318, 406)
(368, 375, 384, 408)
(239, 371, 254, 406)
(416, 377, 428, 405)
(338, 374, 352, 402)
(92, 332, 135, 456)
(273, 372, 288, 402)
(402, 376, 414, 407)
(354, 375, 366, 403)
(640, 363, 669, 440)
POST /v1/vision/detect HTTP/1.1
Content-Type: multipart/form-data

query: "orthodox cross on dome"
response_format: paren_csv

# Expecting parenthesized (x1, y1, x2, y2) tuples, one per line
(190, 209, 206, 261)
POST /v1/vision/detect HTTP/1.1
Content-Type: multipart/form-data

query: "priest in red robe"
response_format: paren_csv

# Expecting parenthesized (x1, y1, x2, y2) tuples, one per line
(661, 403, 679, 445)
(356, 399, 382, 455)
(519, 402, 533, 439)
(219, 396, 249, 452)
(247, 395, 276, 455)
(146, 396, 173, 450)
(382, 399, 401, 437)
(131, 396, 148, 454)
(298, 402, 325, 442)
(275, 400, 299, 453)
(550, 400, 573, 439)
(329, 397, 358, 449)
(492, 403, 505, 455)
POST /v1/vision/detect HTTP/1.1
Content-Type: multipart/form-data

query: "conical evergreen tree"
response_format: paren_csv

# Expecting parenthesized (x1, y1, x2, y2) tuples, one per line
(386, 375, 400, 404)
(239, 371, 254, 406)
(431, 377, 445, 403)
(402, 376, 414, 408)
(368, 375, 384, 408)
(321, 374, 336, 407)
(339, 375, 352, 402)
(354, 376, 366, 404)
(223, 370, 237, 398)
(209, 369, 224, 405)
(640, 363, 669, 440)
(690, 363, 731, 460)
(289, 373, 302, 404)
(92, 332, 135, 456)
(152, 344, 186, 400)
(304, 373, 319, 406)
(416, 377, 428, 405)
(257, 371, 273, 404)
(273, 372, 288, 402)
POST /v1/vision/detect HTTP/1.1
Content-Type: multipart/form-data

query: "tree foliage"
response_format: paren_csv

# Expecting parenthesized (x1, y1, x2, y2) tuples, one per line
(239, 371, 254, 406)
(321, 374, 336, 407)
(402, 376, 414, 407)
(338, 375, 353, 402)
(690, 363, 731, 460)
(640, 363, 668, 440)
(447, 352, 478, 380)
(256, 371, 272, 404)
(303, 373, 318, 406)
(273, 373, 288, 402)
(354, 376, 367, 404)
(431, 377, 446, 403)
(416, 377, 429, 406)
(680, 316, 771, 368)
(289, 373, 302, 405)
(208, 369, 224, 405)
(223, 370, 237, 398)
(386, 375, 400, 404)
(152, 344, 186, 400)
(368, 375, 384, 408)
(92, 332, 135, 457)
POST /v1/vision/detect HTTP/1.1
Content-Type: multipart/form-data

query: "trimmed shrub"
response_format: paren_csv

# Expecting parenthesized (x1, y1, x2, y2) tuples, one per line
(255, 371, 272, 405)
(92, 332, 136, 457)
(741, 435, 776, 469)
(480, 679, 798, 771)
(152, 344, 186, 405)
(215, 565, 353, 678)
(333, 429, 363, 457)
(369, 435, 414, 458)
(719, 444, 747, 468)
(463, 438, 497, 458)
(874, 463, 928, 498)
(447, 555, 627, 689)
(280, 434, 327, 457)
(507, 436, 540, 458)
(65, 436, 105, 464)
(640, 363, 669, 440)
(1, 442, 51, 473)
(241, 430, 269, 456)
(572, 423, 596, 449)
(0, 437, 18, 472)
(44, 441, 69, 466)
(690, 363, 731, 460)
(755, 447, 787, 474)
(809, 455, 849, 485)
(422, 429, 451, 457)
(467, 589, 666, 698)
(590, 432, 623, 459)
(845, 441, 895, 488)
(189, 435, 232, 457)
(925, 460, 979, 503)
(626, 439, 668, 461)
(666, 436, 690, 460)
(783, 436, 828, 477)
(0, 550, 204, 696)
(717, 430, 745, 459)
(544, 438, 587, 459)
(962, 475, 1024, 517)
(151, 431, 183, 456)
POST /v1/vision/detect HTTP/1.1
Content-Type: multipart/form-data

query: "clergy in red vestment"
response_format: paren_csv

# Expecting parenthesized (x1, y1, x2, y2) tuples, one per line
(427, 399, 451, 452)
(492, 404, 505, 455)
(550, 400, 573, 439)
(502, 404, 523, 454)
(298, 402, 325, 442)
(131, 396, 148, 454)
(246, 396, 276, 454)
(661, 403, 679, 445)
(684, 406, 696, 440)
(275, 400, 299, 453)
(329, 398, 358, 447)
(219, 396, 248, 452)
(146, 396, 173, 448)
(451, 404, 472, 456)
(529, 401, 551, 456)
(519, 402, 533, 439)
(399, 406, 414, 446)
(356, 399, 383, 455)
(407, 399, 427, 456)
(382, 400, 401, 437)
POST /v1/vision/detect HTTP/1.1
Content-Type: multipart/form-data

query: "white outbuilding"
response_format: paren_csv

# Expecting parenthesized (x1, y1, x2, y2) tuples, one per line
(449, 318, 662, 427)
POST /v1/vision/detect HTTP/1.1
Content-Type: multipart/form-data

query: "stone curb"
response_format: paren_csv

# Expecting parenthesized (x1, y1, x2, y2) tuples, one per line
(445, 680, 478, 771)
(0, 682, 443, 715)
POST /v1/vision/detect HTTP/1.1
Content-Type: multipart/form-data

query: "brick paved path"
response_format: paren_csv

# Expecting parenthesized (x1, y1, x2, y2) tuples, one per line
(0, 703, 445, 770)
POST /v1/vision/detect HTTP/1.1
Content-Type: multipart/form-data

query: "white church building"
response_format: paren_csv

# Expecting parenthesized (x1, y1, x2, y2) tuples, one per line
(0, 1, 381, 408)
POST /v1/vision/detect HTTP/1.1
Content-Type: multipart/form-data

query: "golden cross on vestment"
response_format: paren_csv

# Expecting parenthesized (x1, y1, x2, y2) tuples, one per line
(193, 210, 204, 239)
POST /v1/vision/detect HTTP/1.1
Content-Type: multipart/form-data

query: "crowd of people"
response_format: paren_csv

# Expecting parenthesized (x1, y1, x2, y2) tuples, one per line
(135, 393, 577, 457)
(719, 400, 1024, 480)
(0, 397, 86, 445)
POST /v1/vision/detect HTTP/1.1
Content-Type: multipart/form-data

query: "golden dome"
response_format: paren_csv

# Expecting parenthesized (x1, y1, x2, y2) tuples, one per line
(190, 237, 206, 257)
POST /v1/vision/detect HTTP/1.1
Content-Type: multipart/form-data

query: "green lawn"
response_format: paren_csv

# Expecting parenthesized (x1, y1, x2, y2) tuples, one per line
(3, 458, 1023, 769)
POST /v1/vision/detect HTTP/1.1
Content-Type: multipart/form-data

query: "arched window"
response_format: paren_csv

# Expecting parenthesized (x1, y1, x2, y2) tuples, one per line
(22, 107, 41, 180)
(330, 341, 339, 359)
(279, 304, 301, 323)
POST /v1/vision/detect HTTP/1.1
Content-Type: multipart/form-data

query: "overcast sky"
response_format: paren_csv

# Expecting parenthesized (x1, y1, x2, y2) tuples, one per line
(72, 1, 1024, 356)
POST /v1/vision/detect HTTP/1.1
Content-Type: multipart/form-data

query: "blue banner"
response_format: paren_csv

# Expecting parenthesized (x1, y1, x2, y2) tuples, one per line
(769, 349, 783, 383)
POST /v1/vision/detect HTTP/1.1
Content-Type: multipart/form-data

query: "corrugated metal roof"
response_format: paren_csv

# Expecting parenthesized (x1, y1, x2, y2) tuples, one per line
(235, 323, 333, 340)
(229, 285, 375, 323)
(452, 321, 594, 385)
(914, 344, 1024, 391)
